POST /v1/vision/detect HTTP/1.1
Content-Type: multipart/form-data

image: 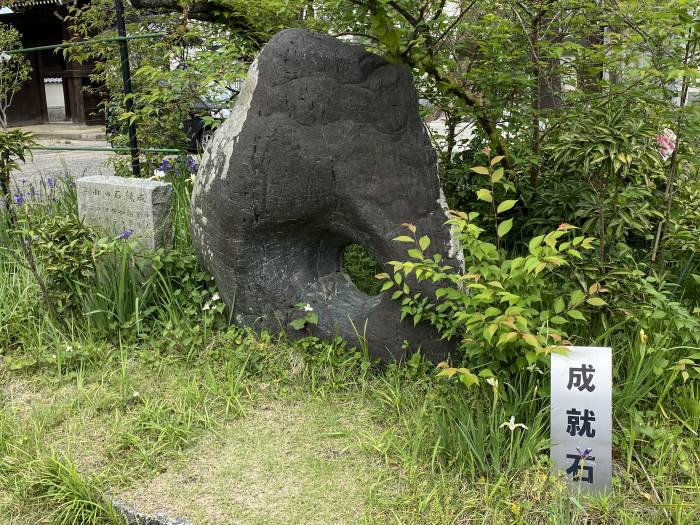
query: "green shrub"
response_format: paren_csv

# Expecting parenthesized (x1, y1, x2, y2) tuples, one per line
(380, 158, 603, 376)
(0, 129, 35, 211)
(342, 244, 383, 295)
(25, 212, 97, 315)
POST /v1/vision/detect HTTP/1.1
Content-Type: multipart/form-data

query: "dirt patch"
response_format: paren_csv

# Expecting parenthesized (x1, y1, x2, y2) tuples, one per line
(116, 396, 385, 525)
(1, 374, 45, 415)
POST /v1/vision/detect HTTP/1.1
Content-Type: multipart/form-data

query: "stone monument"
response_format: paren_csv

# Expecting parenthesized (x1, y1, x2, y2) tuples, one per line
(191, 29, 461, 361)
(76, 175, 174, 251)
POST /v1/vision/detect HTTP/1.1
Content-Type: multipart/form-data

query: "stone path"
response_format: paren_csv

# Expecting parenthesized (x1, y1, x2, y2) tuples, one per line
(8, 139, 116, 203)
(9, 123, 106, 142)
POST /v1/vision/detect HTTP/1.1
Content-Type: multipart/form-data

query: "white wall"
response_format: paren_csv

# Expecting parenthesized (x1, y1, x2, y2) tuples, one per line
(44, 80, 66, 121)
(45, 81, 64, 107)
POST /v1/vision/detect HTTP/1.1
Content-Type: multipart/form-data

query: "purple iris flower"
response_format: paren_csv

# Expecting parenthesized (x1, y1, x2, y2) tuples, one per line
(118, 228, 134, 240)
(159, 159, 174, 173)
(577, 447, 593, 460)
(186, 157, 198, 173)
(14, 193, 25, 205)
(47, 177, 55, 189)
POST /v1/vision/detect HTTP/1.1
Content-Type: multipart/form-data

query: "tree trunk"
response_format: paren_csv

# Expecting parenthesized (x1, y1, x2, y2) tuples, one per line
(529, 2, 561, 186)
(577, 26, 604, 93)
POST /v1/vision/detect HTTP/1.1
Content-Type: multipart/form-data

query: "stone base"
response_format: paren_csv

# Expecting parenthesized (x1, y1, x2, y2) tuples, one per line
(109, 497, 191, 525)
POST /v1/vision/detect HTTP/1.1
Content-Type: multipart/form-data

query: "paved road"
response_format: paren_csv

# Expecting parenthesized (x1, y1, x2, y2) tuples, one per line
(8, 139, 116, 203)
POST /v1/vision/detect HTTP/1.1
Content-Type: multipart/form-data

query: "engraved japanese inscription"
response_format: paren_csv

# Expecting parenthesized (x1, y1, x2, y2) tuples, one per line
(76, 175, 174, 251)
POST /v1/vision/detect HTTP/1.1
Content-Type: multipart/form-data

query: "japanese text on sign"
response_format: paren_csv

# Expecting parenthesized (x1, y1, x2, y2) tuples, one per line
(551, 346, 612, 493)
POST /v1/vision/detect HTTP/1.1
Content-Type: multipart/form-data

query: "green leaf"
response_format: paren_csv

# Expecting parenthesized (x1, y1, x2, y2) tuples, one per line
(497, 332, 518, 346)
(418, 235, 430, 251)
(471, 166, 490, 175)
(393, 235, 414, 243)
(586, 297, 607, 306)
(528, 235, 544, 253)
(490, 168, 504, 183)
(553, 297, 565, 313)
(484, 323, 498, 344)
(380, 281, 394, 292)
(484, 307, 501, 317)
(567, 309, 585, 320)
(290, 318, 306, 330)
(570, 289, 585, 306)
(407, 249, 424, 260)
(522, 333, 540, 348)
(497, 218, 513, 238)
(476, 188, 493, 203)
(437, 367, 458, 378)
(496, 199, 517, 214)
(490, 155, 505, 166)
(458, 371, 480, 388)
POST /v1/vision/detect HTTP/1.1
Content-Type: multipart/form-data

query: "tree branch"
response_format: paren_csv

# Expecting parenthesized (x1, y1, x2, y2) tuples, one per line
(129, 0, 264, 41)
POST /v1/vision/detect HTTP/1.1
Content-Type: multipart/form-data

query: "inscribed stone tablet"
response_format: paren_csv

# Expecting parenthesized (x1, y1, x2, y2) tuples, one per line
(76, 175, 174, 251)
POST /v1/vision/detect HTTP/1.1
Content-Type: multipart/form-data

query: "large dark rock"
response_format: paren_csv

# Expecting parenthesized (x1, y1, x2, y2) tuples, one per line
(190, 29, 461, 361)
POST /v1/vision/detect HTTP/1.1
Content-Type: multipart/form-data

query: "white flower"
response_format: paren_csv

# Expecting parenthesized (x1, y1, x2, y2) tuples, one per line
(211, 293, 220, 302)
(526, 363, 543, 374)
(303, 303, 313, 312)
(0, 52, 11, 63)
(65, 345, 73, 353)
(486, 377, 498, 388)
(202, 302, 211, 311)
(500, 416, 528, 431)
(132, 391, 140, 398)
(151, 169, 166, 180)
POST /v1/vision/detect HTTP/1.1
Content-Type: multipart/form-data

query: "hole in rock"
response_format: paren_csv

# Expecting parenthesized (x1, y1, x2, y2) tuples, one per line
(341, 244, 383, 296)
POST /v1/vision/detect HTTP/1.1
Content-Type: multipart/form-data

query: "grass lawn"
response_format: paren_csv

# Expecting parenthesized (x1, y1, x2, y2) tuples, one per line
(2, 331, 696, 524)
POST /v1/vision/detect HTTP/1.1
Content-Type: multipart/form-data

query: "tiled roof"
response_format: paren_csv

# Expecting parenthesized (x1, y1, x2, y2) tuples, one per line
(2, 0, 69, 8)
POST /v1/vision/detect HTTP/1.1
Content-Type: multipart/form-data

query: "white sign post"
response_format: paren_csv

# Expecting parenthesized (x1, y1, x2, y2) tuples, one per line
(551, 346, 612, 494)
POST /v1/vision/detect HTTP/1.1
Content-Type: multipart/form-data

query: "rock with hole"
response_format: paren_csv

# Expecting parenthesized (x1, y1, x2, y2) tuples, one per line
(190, 28, 461, 361)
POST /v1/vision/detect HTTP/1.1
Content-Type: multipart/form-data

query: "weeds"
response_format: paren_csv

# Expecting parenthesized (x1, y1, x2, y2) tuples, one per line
(27, 454, 124, 525)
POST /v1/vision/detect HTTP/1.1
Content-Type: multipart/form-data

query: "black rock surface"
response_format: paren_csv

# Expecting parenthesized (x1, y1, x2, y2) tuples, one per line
(191, 29, 461, 361)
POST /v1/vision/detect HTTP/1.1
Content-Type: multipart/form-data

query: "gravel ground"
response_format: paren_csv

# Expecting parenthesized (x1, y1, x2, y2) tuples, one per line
(8, 139, 117, 202)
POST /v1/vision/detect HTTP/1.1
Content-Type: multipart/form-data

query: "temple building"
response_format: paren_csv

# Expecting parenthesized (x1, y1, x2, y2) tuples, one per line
(0, 0, 104, 126)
